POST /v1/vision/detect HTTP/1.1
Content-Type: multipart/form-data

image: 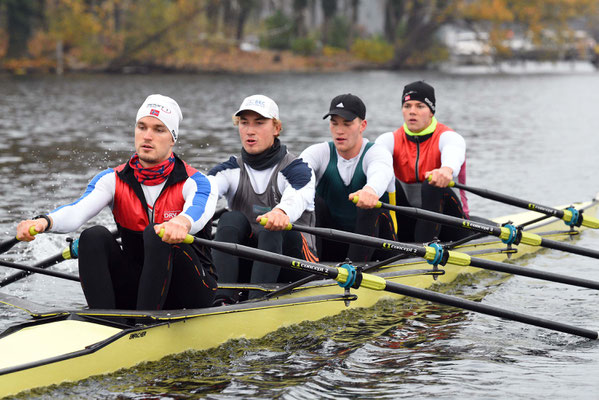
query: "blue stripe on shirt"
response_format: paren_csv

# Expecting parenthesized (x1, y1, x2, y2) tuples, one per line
(280, 158, 312, 190)
(51, 168, 114, 213)
(185, 171, 212, 222)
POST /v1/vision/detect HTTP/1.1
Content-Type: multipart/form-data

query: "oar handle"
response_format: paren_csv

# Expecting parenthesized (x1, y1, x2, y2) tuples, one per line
(258, 218, 292, 231)
(156, 228, 196, 244)
(351, 196, 382, 208)
(425, 175, 455, 188)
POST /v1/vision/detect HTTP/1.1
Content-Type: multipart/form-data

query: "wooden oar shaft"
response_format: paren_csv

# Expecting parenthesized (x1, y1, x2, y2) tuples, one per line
(382, 279, 598, 340)
(0, 260, 79, 282)
(290, 224, 599, 291)
(189, 235, 598, 340)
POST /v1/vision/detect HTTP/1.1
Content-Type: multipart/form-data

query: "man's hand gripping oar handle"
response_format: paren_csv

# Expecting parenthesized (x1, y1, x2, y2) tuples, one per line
(259, 218, 293, 231)
(1, 227, 40, 254)
(351, 195, 383, 208)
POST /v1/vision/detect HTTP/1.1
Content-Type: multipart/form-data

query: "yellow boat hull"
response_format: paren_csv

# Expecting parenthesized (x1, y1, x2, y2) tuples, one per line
(0, 201, 596, 397)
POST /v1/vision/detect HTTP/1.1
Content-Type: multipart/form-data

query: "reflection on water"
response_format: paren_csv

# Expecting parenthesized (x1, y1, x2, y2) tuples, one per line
(2, 72, 599, 399)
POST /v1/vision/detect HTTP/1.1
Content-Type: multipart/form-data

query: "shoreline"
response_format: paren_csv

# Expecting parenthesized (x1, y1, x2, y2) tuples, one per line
(0, 48, 385, 76)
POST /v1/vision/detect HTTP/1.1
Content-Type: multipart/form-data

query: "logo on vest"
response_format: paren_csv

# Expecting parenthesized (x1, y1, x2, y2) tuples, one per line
(163, 210, 180, 220)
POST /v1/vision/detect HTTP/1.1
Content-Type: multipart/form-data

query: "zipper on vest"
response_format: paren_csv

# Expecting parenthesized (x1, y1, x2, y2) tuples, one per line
(148, 206, 155, 223)
(414, 140, 421, 182)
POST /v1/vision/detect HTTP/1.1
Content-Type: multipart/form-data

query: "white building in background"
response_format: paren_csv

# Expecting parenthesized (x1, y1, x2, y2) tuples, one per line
(257, 0, 386, 35)
(438, 24, 596, 74)
(439, 26, 494, 65)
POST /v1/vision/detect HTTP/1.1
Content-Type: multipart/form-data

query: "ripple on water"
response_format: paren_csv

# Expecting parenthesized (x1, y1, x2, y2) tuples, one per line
(2, 72, 599, 399)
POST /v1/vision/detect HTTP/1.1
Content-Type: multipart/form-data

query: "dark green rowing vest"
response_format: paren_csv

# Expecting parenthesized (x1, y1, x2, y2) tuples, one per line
(316, 141, 388, 232)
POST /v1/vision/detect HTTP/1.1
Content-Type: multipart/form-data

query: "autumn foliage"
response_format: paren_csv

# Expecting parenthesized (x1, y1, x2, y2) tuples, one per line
(1, 0, 597, 74)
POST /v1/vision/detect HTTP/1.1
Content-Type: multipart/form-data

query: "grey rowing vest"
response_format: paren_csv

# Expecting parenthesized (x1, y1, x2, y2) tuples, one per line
(230, 153, 316, 248)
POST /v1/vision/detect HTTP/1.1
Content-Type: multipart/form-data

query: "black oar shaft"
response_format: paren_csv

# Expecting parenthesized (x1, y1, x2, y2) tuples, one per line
(540, 237, 599, 259)
(190, 236, 598, 340)
(193, 237, 340, 280)
(378, 202, 599, 260)
(379, 202, 504, 236)
(0, 260, 79, 282)
(382, 279, 598, 340)
(451, 182, 599, 229)
(265, 252, 409, 299)
(0, 253, 68, 288)
(0, 238, 19, 254)
(468, 255, 599, 290)
(0, 227, 39, 255)
(290, 224, 599, 291)
(452, 181, 565, 218)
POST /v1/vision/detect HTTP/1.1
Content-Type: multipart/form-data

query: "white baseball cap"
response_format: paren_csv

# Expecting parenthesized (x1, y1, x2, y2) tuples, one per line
(235, 94, 279, 119)
(136, 94, 183, 142)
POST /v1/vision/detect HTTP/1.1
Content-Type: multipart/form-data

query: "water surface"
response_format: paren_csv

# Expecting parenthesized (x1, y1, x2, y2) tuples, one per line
(1, 71, 599, 399)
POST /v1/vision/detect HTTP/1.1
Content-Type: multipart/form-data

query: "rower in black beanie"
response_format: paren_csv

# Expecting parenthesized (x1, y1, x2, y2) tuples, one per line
(376, 81, 471, 243)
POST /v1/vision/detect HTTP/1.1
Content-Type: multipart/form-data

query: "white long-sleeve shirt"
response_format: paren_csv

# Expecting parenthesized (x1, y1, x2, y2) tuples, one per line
(208, 155, 315, 223)
(48, 167, 218, 235)
(299, 139, 395, 195)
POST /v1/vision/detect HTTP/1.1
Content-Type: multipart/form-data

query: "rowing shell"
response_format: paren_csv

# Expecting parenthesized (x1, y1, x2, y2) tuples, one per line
(0, 198, 597, 397)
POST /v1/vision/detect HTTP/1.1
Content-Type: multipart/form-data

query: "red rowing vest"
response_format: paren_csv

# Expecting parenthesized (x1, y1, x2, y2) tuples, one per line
(393, 123, 451, 183)
(392, 123, 469, 216)
(112, 160, 195, 232)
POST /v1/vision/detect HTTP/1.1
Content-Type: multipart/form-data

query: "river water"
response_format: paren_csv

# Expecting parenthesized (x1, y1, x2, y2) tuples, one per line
(1, 70, 599, 399)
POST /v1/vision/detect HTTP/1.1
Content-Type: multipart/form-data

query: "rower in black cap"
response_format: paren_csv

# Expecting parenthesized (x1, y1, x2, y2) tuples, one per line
(299, 94, 398, 262)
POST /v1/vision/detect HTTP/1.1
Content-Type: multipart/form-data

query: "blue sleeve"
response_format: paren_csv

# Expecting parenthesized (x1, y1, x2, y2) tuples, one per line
(185, 171, 213, 222)
(280, 158, 312, 190)
(208, 156, 239, 176)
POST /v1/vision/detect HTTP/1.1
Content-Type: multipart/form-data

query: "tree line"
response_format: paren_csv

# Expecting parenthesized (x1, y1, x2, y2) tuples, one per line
(1, 0, 598, 74)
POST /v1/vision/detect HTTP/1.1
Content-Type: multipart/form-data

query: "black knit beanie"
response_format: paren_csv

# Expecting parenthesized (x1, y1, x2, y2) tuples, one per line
(402, 81, 436, 114)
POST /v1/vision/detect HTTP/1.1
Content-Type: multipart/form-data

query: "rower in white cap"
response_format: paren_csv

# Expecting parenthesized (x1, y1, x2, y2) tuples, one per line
(16, 94, 219, 312)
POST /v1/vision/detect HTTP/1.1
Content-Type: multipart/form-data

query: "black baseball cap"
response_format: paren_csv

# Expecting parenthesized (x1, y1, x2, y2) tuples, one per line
(323, 93, 366, 121)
